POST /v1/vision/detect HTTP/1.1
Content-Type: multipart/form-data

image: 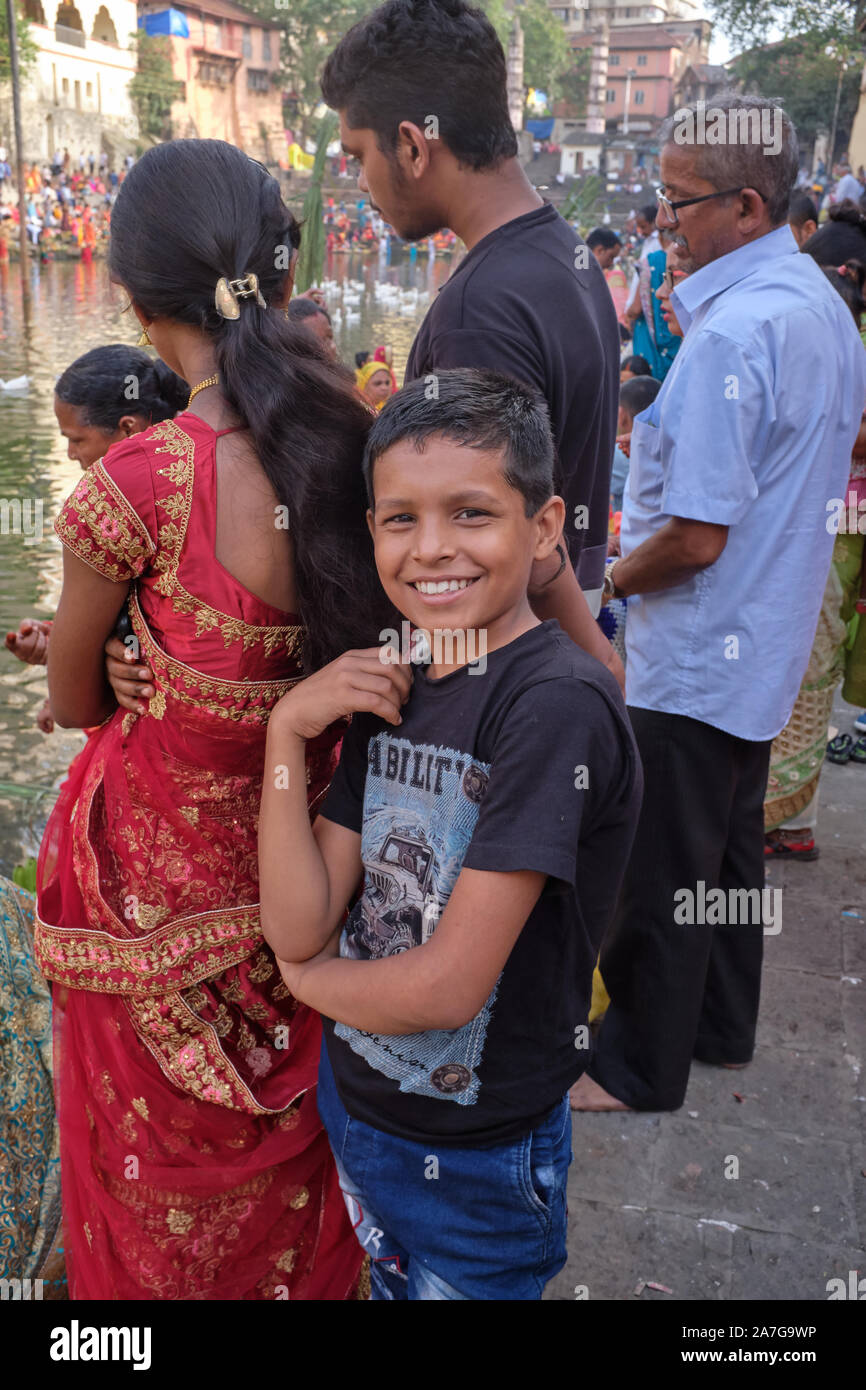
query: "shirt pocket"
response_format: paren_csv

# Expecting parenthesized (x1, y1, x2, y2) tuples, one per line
(626, 412, 665, 512)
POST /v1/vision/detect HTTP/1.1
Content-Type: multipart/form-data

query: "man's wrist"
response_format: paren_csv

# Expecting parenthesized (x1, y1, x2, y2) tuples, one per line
(603, 559, 627, 600)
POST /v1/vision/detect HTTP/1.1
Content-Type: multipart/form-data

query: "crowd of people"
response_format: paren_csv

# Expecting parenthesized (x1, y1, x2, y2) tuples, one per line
(0, 147, 136, 260)
(3, 0, 865, 1304)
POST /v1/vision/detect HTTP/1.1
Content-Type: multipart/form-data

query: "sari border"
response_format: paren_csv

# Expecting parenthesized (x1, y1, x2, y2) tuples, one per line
(34, 903, 264, 996)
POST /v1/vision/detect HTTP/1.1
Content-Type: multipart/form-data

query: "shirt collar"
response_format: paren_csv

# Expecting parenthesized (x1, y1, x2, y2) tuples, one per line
(671, 224, 799, 333)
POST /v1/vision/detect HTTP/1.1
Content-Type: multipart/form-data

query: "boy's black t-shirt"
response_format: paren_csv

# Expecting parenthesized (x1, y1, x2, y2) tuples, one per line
(319, 622, 642, 1147)
(404, 203, 621, 593)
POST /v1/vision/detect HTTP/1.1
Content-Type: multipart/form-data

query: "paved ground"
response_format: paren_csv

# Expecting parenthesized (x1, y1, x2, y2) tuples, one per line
(546, 690, 866, 1303)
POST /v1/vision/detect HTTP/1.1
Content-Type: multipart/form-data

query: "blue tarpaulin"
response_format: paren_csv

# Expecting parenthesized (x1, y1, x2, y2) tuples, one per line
(138, 8, 190, 38)
(525, 118, 555, 140)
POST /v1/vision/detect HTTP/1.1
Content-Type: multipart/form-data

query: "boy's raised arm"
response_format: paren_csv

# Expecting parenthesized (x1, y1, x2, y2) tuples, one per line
(258, 647, 411, 963)
(279, 866, 546, 1034)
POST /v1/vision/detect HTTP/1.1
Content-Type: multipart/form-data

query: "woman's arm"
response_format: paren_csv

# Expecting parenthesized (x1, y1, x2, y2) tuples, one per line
(47, 548, 130, 727)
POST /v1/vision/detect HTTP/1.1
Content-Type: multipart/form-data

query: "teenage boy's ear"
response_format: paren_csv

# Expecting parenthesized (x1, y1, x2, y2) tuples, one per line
(396, 121, 435, 180)
(533, 495, 566, 562)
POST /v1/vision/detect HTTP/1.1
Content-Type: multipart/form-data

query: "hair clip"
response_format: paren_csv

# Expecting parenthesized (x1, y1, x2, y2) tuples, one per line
(215, 272, 267, 320)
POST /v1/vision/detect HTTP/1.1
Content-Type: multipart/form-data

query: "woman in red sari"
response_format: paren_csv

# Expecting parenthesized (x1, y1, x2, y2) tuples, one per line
(35, 140, 391, 1299)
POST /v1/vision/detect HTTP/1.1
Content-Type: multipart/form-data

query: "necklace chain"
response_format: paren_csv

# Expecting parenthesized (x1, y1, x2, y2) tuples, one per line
(188, 373, 219, 404)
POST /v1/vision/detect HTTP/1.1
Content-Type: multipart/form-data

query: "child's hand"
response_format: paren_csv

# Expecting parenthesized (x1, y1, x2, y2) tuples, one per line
(104, 635, 154, 714)
(272, 646, 413, 741)
(5, 618, 51, 665)
(36, 697, 55, 733)
(616, 431, 631, 460)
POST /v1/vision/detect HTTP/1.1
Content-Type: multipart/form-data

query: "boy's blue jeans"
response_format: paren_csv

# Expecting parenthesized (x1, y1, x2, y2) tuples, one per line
(317, 1040, 573, 1300)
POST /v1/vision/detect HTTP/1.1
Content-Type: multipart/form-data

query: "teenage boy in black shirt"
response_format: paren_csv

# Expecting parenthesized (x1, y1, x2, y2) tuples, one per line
(321, 0, 623, 689)
(258, 370, 641, 1300)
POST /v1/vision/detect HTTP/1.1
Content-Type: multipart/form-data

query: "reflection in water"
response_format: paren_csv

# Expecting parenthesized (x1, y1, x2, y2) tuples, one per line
(0, 250, 447, 872)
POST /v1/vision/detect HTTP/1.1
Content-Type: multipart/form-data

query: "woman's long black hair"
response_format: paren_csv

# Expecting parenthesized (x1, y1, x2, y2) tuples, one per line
(56, 345, 188, 430)
(108, 139, 392, 670)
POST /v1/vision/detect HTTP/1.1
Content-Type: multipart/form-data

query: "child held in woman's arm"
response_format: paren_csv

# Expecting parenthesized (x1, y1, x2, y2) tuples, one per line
(259, 369, 643, 1302)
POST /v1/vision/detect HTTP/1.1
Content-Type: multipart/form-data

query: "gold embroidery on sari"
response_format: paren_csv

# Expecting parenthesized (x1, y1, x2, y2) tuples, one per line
(54, 461, 155, 582)
(147, 420, 303, 657)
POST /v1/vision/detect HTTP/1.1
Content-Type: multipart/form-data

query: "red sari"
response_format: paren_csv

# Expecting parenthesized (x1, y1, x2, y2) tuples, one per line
(35, 414, 363, 1300)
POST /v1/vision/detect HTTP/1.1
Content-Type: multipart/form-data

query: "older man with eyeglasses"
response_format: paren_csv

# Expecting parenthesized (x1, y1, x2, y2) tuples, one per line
(571, 92, 866, 1114)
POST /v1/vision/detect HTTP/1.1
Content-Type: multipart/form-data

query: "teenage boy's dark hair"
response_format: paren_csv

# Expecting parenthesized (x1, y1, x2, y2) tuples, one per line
(363, 369, 555, 516)
(587, 227, 622, 251)
(321, 0, 517, 171)
(620, 374, 661, 418)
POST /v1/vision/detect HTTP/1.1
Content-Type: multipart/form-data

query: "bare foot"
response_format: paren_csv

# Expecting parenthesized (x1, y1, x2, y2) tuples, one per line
(569, 1073, 632, 1112)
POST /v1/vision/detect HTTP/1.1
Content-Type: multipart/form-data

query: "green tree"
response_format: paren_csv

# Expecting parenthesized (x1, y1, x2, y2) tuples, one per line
(243, 0, 380, 142)
(0, 4, 37, 83)
(709, 0, 862, 48)
(731, 33, 862, 156)
(480, 0, 587, 112)
(129, 32, 182, 142)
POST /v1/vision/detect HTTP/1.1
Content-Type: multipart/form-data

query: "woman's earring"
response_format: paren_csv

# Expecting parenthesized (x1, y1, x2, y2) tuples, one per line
(137, 326, 152, 347)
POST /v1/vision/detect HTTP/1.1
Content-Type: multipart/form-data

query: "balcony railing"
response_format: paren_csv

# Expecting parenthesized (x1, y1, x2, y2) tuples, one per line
(55, 23, 86, 47)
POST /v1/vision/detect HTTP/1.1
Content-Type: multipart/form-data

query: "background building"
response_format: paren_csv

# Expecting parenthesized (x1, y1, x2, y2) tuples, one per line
(18, 0, 139, 163)
(138, 1, 283, 162)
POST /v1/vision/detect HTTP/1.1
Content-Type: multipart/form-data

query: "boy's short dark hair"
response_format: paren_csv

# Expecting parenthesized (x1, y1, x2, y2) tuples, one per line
(321, 0, 517, 172)
(621, 354, 652, 376)
(363, 369, 555, 516)
(639, 203, 658, 225)
(620, 374, 661, 418)
(586, 227, 622, 251)
(787, 190, 818, 227)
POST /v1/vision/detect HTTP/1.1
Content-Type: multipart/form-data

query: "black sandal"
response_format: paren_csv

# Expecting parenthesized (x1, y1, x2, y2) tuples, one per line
(850, 734, 866, 764)
(827, 734, 854, 764)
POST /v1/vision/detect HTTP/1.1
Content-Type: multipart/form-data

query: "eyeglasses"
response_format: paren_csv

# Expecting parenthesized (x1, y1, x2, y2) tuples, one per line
(654, 185, 767, 227)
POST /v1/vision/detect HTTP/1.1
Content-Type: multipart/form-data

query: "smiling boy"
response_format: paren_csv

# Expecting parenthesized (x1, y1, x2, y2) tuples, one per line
(258, 370, 642, 1301)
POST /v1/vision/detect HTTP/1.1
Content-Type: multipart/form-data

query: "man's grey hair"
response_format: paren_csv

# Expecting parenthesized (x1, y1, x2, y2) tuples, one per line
(659, 91, 798, 227)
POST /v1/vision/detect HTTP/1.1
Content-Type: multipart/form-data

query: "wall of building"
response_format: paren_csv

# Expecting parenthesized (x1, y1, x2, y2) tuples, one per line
(139, 3, 283, 162)
(604, 44, 678, 119)
(17, 0, 139, 163)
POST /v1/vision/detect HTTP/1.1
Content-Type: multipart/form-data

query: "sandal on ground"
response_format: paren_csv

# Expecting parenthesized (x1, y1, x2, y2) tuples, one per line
(764, 830, 819, 861)
(827, 733, 854, 764)
(850, 734, 866, 764)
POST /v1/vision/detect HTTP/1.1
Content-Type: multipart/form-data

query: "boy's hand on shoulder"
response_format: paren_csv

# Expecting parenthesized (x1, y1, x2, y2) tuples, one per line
(271, 647, 413, 741)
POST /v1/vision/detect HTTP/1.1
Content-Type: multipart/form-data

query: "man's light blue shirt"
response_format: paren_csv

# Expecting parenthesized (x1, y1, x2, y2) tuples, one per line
(621, 224, 866, 742)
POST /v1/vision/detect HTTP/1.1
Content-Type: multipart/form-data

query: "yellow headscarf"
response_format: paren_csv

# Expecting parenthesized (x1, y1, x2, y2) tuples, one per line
(355, 360, 394, 407)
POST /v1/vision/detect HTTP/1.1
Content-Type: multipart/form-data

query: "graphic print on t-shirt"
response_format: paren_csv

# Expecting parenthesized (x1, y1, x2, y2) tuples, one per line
(335, 732, 496, 1106)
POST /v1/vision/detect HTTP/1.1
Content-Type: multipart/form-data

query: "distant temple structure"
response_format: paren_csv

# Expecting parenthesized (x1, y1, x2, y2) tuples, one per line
(507, 17, 524, 132)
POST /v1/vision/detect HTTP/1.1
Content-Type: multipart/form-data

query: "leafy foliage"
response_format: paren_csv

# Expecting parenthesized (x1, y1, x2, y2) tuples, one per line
(731, 32, 862, 153)
(0, 4, 37, 84)
(129, 32, 182, 142)
(709, 0, 865, 49)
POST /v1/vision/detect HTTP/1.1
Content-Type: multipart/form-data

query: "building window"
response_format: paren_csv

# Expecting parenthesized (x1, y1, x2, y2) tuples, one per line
(606, 89, 615, 103)
(608, 54, 620, 66)
(634, 89, 645, 105)
(74, 79, 81, 110)
(242, 24, 252, 58)
(263, 29, 271, 60)
(247, 68, 270, 92)
(62, 76, 69, 97)
(636, 54, 647, 66)
(86, 80, 92, 100)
